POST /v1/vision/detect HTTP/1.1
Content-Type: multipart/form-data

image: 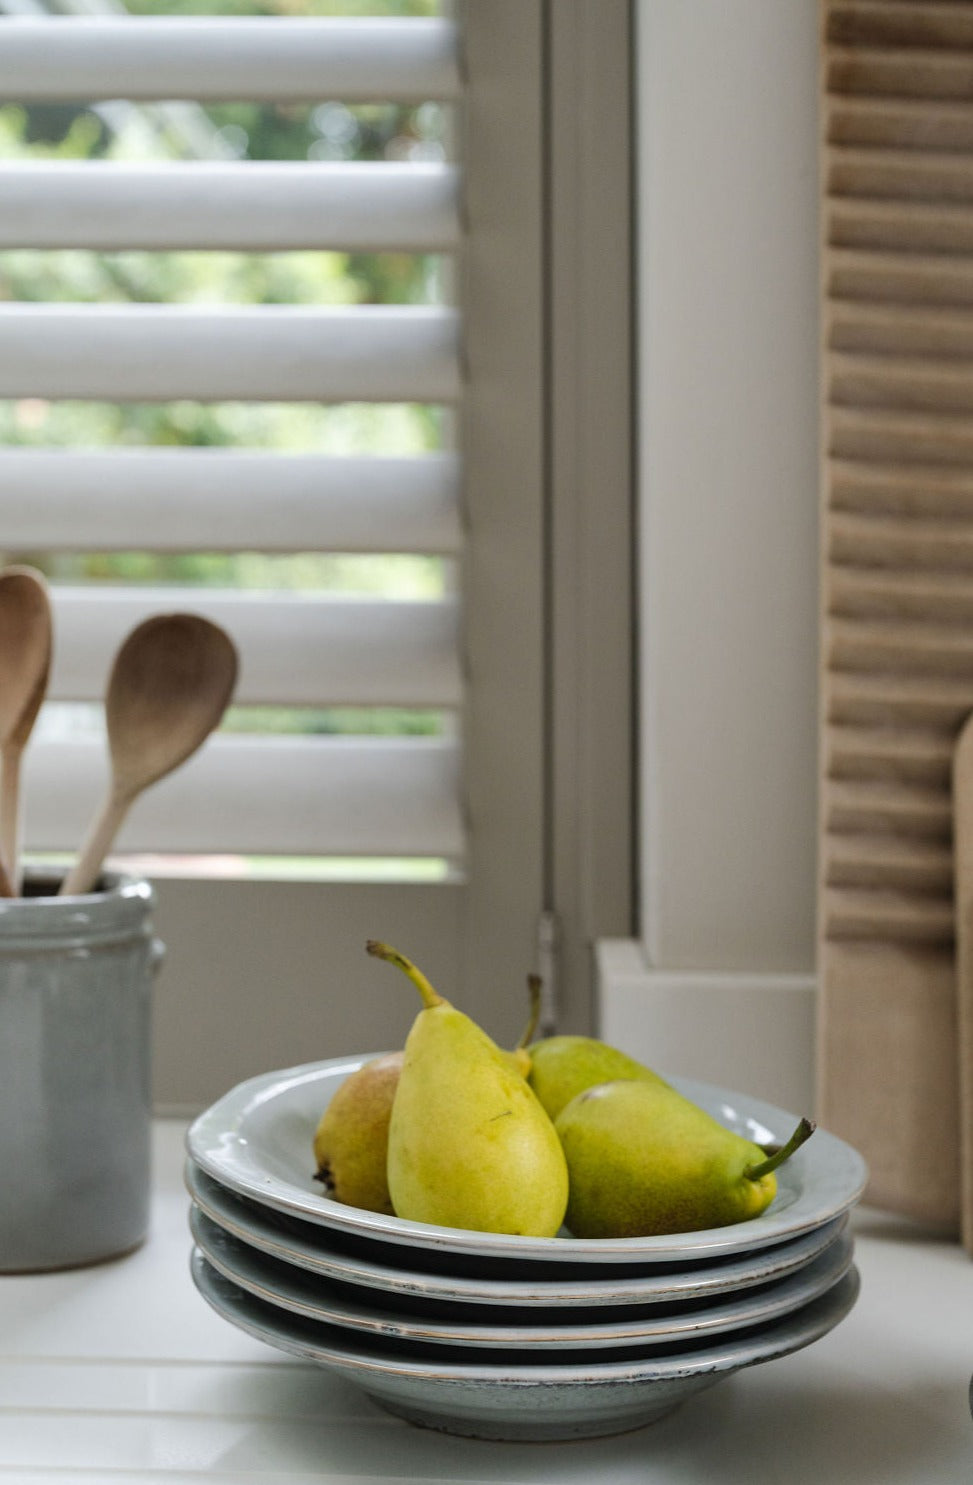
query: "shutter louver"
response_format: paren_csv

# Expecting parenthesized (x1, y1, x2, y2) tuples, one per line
(0, 161, 461, 252)
(0, 17, 461, 101)
(0, 12, 465, 866)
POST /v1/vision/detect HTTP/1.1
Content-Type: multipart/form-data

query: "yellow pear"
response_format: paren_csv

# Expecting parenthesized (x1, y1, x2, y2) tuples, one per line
(527, 1033, 670, 1122)
(555, 1078, 814, 1238)
(311, 973, 542, 1213)
(312, 1051, 403, 1214)
(368, 941, 568, 1237)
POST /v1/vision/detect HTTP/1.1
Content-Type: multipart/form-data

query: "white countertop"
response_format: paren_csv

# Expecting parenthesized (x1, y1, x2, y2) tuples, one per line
(0, 1118, 969, 1483)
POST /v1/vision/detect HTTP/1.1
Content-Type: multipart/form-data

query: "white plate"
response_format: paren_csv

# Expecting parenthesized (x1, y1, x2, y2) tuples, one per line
(190, 1249, 861, 1442)
(186, 1158, 849, 1309)
(186, 1056, 868, 1266)
(190, 1204, 855, 1350)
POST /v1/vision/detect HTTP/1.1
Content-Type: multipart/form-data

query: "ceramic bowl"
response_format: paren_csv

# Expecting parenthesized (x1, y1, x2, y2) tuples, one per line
(186, 1157, 849, 1311)
(190, 1248, 861, 1441)
(186, 1056, 868, 1268)
(191, 1202, 855, 1350)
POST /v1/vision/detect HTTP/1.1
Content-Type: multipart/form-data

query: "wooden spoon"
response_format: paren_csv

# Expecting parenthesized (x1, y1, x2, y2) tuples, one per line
(59, 613, 238, 897)
(0, 566, 53, 895)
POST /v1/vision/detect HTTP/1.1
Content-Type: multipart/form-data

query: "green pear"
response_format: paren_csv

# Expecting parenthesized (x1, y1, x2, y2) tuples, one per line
(311, 974, 542, 1213)
(313, 1051, 403, 1214)
(554, 1079, 814, 1238)
(368, 941, 569, 1237)
(527, 1033, 671, 1122)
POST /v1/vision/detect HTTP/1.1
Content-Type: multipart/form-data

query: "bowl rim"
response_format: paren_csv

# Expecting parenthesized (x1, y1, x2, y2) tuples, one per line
(190, 1245, 861, 1385)
(186, 1055, 869, 1265)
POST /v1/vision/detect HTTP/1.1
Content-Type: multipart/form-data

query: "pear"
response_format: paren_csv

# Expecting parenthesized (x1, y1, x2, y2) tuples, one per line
(527, 1033, 671, 1122)
(367, 941, 569, 1237)
(554, 1078, 814, 1238)
(312, 1051, 403, 1214)
(311, 973, 542, 1212)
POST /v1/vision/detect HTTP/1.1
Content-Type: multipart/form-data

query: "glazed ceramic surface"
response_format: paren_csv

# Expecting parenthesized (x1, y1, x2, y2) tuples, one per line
(186, 1158, 849, 1309)
(186, 1056, 868, 1266)
(190, 1249, 861, 1441)
(0, 870, 162, 1271)
(190, 1203, 855, 1350)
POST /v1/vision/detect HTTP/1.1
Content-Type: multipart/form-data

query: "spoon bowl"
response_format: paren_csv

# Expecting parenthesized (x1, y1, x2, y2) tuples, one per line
(60, 613, 238, 896)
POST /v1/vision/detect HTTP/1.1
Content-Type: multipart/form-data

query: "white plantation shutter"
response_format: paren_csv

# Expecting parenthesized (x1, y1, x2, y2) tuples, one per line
(0, 2, 636, 1114)
(0, 12, 469, 865)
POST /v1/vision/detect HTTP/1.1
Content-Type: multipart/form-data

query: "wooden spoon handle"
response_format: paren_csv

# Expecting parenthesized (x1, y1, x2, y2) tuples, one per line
(60, 792, 131, 897)
(0, 744, 24, 895)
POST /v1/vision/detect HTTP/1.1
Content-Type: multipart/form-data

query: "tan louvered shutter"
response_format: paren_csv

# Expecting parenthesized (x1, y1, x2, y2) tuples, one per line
(819, 0, 973, 1233)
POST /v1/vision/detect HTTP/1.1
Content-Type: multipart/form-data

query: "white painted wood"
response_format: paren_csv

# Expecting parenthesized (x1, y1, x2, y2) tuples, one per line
(44, 588, 461, 708)
(0, 16, 461, 101)
(452, 1, 548, 1015)
(0, 1, 563, 1075)
(22, 734, 463, 857)
(0, 449, 461, 554)
(596, 939, 817, 1116)
(0, 161, 460, 251)
(636, 0, 820, 973)
(0, 304, 461, 403)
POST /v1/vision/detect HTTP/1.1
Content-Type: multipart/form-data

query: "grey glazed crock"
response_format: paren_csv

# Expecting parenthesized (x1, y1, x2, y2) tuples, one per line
(0, 868, 163, 1271)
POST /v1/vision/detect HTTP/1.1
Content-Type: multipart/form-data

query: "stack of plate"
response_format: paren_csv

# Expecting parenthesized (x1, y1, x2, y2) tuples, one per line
(185, 1055, 867, 1442)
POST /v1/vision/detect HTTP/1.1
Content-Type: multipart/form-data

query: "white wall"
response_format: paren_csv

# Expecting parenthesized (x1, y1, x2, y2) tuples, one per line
(599, 0, 820, 1109)
(638, 0, 820, 973)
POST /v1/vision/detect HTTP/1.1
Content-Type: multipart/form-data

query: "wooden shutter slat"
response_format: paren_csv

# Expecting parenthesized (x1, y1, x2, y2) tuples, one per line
(828, 301, 973, 358)
(829, 247, 973, 304)
(829, 148, 973, 202)
(830, 511, 973, 569)
(0, 305, 461, 403)
(830, 198, 973, 256)
(827, 47, 973, 102)
(830, 617, 973, 679)
(828, 406, 973, 465)
(823, 888, 955, 945)
(827, 671, 973, 730)
(22, 735, 464, 859)
(46, 588, 462, 709)
(828, 566, 973, 622)
(827, 725, 955, 787)
(828, 96, 973, 155)
(830, 351, 973, 414)
(0, 17, 461, 102)
(0, 449, 461, 555)
(829, 459, 973, 517)
(826, 835, 954, 892)
(827, 4, 973, 52)
(0, 161, 461, 252)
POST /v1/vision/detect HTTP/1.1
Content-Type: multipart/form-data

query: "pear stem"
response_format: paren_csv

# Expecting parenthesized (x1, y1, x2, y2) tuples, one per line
(744, 1117, 816, 1182)
(366, 939, 444, 1009)
(516, 973, 543, 1051)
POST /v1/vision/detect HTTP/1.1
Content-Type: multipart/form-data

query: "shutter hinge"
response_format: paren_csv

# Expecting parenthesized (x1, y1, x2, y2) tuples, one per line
(535, 909, 560, 1036)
